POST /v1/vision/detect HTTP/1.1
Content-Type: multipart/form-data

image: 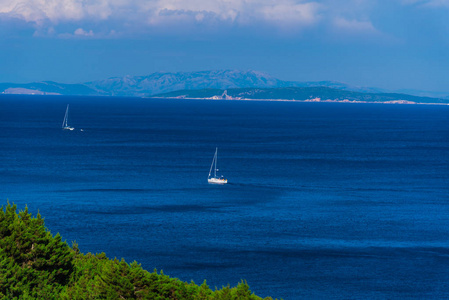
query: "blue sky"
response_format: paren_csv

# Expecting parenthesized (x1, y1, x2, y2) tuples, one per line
(1, 0, 448, 92)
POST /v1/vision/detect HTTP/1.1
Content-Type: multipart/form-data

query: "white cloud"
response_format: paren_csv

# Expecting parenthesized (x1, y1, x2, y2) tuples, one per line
(333, 17, 377, 34)
(0, 0, 403, 38)
(257, 2, 322, 27)
(145, 0, 322, 29)
(74, 28, 94, 36)
(0, 0, 323, 30)
(150, 0, 240, 22)
(0, 0, 120, 24)
(0, 0, 82, 23)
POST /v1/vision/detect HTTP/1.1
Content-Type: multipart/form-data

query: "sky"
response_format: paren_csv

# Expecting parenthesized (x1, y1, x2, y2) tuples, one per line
(0, 0, 448, 92)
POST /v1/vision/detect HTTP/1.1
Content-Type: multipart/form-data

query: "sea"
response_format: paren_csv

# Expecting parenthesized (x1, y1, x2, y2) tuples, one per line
(1, 95, 449, 299)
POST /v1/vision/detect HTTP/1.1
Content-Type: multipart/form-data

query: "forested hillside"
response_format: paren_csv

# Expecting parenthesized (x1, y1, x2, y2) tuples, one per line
(154, 87, 449, 104)
(0, 203, 272, 300)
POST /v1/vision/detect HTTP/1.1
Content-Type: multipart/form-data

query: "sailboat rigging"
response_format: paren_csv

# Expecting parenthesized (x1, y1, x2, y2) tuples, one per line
(208, 147, 227, 184)
(62, 104, 75, 131)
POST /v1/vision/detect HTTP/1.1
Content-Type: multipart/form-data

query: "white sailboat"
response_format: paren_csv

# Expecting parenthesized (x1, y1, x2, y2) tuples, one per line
(208, 147, 227, 184)
(62, 104, 75, 131)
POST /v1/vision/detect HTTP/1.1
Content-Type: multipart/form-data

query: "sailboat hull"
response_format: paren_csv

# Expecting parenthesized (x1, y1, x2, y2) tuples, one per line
(62, 127, 75, 131)
(208, 178, 228, 184)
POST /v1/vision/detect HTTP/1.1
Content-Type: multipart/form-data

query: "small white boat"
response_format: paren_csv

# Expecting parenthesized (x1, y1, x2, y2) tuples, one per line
(62, 104, 75, 131)
(208, 147, 227, 184)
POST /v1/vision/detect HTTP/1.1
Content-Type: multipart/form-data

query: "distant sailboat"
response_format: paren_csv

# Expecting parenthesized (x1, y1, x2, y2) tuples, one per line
(208, 147, 227, 184)
(62, 104, 75, 131)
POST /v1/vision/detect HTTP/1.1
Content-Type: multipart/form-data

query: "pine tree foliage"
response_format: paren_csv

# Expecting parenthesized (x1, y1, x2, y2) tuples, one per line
(0, 203, 278, 300)
(0, 203, 73, 299)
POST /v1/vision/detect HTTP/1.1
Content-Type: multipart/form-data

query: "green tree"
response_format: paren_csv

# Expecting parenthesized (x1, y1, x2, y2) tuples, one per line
(1, 203, 272, 300)
(0, 203, 73, 299)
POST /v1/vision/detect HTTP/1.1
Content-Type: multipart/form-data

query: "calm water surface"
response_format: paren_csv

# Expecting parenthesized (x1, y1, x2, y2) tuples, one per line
(1, 95, 449, 299)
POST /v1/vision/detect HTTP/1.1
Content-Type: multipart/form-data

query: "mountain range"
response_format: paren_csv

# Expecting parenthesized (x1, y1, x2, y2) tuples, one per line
(1, 70, 448, 104)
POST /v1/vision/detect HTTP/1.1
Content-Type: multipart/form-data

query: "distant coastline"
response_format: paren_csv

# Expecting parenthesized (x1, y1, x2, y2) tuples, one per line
(148, 96, 449, 106)
(2, 93, 448, 106)
(2, 70, 449, 105)
(151, 86, 449, 105)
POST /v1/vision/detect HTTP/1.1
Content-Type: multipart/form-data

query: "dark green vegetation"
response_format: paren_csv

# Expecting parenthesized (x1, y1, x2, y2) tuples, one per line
(0, 203, 273, 300)
(154, 87, 449, 104)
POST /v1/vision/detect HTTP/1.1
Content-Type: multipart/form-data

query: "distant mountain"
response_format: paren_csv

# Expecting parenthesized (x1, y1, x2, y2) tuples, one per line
(84, 71, 389, 96)
(1, 70, 448, 103)
(0, 70, 393, 97)
(153, 87, 449, 104)
(84, 70, 296, 96)
(0, 81, 97, 96)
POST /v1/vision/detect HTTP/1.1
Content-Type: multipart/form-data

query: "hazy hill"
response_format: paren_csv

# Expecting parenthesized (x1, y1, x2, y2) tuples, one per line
(1, 70, 448, 103)
(84, 70, 296, 96)
(83, 70, 388, 96)
(1, 70, 294, 97)
(0, 81, 98, 96)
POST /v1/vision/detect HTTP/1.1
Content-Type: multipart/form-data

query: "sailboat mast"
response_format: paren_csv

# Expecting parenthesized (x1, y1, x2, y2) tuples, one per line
(62, 104, 69, 128)
(214, 147, 218, 178)
(66, 104, 69, 127)
(209, 149, 215, 178)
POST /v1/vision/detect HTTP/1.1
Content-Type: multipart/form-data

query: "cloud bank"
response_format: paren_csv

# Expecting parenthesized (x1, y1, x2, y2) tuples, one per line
(0, 0, 321, 25)
(1, 0, 446, 38)
(0, 0, 382, 37)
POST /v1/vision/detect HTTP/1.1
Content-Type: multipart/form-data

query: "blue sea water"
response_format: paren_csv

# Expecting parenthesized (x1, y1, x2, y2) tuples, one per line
(1, 95, 449, 299)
